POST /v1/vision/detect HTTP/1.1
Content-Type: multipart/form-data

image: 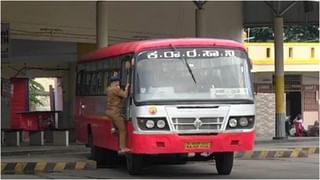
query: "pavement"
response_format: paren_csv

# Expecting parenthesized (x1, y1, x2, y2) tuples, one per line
(1, 136, 319, 175)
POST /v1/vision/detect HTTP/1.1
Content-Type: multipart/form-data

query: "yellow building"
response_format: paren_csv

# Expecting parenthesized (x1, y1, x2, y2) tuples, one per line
(245, 42, 319, 135)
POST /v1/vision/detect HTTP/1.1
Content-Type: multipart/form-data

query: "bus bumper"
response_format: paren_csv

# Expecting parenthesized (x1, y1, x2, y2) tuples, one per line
(128, 130, 255, 154)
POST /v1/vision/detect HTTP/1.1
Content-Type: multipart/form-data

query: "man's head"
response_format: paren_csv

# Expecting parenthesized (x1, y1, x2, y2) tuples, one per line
(297, 114, 302, 119)
(110, 74, 120, 86)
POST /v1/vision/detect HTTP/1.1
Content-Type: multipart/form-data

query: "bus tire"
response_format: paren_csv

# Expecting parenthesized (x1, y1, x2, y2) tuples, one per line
(214, 152, 234, 175)
(88, 133, 96, 160)
(126, 153, 143, 175)
(88, 132, 117, 167)
(103, 149, 119, 168)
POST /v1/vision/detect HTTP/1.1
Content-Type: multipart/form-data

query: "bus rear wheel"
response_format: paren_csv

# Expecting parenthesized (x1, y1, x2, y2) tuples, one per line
(88, 133, 96, 160)
(88, 133, 118, 167)
(126, 153, 143, 175)
(214, 152, 234, 175)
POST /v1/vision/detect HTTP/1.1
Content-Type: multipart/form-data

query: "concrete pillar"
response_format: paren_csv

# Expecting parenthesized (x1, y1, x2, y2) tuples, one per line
(205, 1, 243, 42)
(49, 85, 55, 111)
(54, 78, 63, 128)
(195, 8, 206, 37)
(96, 1, 109, 48)
(68, 62, 77, 129)
(273, 16, 286, 139)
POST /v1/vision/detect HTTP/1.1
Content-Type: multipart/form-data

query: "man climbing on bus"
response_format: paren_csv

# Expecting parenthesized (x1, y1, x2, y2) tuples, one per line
(106, 73, 130, 154)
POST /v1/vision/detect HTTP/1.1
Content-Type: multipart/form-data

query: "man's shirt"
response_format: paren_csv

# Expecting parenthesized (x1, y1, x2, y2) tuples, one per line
(106, 85, 127, 114)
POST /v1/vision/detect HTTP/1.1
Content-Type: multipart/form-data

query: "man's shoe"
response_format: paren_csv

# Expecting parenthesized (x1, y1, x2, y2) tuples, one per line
(111, 128, 118, 134)
(118, 148, 130, 155)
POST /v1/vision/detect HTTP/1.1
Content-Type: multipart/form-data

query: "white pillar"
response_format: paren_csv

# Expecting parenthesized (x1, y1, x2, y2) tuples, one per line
(54, 78, 63, 128)
(54, 78, 63, 111)
(96, 1, 109, 48)
(195, 8, 206, 37)
(274, 16, 286, 139)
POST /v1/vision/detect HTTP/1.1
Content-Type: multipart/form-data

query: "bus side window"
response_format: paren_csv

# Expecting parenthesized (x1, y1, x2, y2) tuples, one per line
(103, 71, 111, 94)
(85, 72, 92, 96)
(96, 71, 104, 95)
(79, 70, 85, 96)
(90, 72, 97, 95)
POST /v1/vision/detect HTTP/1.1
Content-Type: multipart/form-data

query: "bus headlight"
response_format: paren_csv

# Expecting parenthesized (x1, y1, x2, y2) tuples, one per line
(228, 118, 238, 128)
(156, 120, 166, 128)
(146, 120, 155, 129)
(227, 116, 255, 129)
(137, 117, 169, 131)
(239, 117, 249, 127)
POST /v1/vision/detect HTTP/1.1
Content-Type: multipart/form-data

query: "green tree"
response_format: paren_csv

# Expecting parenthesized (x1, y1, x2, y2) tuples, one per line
(245, 25, 319, 42)
(29, 79, 45, 107)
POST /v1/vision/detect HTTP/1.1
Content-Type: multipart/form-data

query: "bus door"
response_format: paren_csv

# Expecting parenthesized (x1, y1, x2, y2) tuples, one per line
(120, 56, 133, 119)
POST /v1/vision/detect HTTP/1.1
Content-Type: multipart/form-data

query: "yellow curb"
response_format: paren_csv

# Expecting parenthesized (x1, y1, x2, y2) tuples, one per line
(1, 163, 7, 173)
(53, 162, 66, 172)
(274, 151, 285, 158)
(34, 161, 46, 173)
(1, 160, 97, 174)
(292, 147, 319, 155)
(75, 161, 86, 170)
(242, 151, 254, 159)
(308, 147, 317, 154)
(258, 150, 268, 159)
(290, 149, 300, 158)
(15, 162, 27, 174)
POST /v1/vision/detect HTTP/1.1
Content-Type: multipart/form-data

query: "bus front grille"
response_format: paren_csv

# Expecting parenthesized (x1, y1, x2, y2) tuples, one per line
(172, 117, 224, 132)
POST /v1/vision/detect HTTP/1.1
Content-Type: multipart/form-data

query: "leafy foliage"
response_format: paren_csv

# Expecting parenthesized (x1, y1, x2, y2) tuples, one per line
(244, 25, 319, 42)
(29, 79, 45, 106)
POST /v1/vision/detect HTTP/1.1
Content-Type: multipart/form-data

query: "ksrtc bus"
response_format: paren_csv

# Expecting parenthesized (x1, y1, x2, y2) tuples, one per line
(75, 38, 255, 175)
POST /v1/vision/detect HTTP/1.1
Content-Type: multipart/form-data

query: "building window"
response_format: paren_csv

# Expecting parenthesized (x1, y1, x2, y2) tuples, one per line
(266, 48, 271, 58)
(289, 47, 293, 58)
(311, 47, 315, 58)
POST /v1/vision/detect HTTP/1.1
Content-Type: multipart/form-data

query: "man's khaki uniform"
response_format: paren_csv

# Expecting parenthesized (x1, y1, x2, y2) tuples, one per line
(106, 85, 127, 149)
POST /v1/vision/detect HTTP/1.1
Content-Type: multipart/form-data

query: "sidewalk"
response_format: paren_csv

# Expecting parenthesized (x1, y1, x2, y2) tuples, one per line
(255, 136, 319, 144)
(1, 143, 89, 156)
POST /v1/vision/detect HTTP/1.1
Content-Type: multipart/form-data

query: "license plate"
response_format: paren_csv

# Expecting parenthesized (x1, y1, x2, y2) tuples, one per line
(185, 142, 211, 149)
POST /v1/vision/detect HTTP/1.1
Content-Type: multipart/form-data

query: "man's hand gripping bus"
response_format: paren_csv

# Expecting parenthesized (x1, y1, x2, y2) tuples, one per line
(75, 38, 255, 175)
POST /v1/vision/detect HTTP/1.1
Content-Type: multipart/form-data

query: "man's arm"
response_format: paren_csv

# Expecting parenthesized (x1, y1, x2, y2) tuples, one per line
(117, 84, 130, 98)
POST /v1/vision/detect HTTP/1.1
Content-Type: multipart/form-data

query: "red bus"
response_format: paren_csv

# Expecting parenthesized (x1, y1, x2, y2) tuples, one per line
(75, 38, 255, 175)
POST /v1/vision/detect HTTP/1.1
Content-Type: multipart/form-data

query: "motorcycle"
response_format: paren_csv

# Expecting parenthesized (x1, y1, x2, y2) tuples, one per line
(285, 116, 296, 137)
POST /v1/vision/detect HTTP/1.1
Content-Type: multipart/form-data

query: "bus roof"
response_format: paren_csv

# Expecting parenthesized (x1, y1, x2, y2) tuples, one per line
(80, 38, 245, 62)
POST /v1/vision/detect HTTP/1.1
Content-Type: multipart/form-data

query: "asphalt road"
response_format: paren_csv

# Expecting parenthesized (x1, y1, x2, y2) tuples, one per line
(2, 154, 319, 179)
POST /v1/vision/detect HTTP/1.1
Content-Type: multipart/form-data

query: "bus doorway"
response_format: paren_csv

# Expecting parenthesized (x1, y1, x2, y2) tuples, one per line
(286, 91, 302, 121)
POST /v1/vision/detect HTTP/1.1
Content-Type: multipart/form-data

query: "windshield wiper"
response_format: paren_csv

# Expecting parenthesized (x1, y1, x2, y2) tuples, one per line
(170, 44, 197, 84)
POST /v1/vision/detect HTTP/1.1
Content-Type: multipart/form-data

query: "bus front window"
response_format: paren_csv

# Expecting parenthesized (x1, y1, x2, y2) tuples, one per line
(134, 48, 253, 103)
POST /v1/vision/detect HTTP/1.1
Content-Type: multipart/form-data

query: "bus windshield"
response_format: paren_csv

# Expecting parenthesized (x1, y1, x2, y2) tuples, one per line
(134, 47, 253, 103)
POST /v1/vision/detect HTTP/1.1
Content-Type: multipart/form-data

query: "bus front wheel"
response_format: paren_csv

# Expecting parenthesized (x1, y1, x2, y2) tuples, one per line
(214, 152, 234, 175)
(126, 153, 143, 175)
